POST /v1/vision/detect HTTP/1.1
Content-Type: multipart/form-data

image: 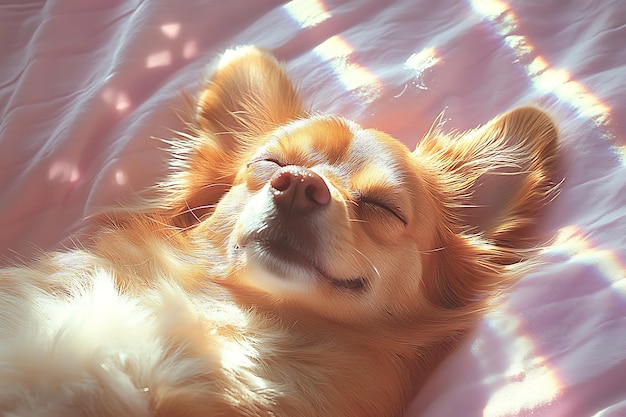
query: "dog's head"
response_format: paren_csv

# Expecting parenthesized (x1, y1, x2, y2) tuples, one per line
(165, 46, 558, 331)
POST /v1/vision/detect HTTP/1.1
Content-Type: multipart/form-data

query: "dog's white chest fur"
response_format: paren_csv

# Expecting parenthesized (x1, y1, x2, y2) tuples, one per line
(0, 265, 269, 417)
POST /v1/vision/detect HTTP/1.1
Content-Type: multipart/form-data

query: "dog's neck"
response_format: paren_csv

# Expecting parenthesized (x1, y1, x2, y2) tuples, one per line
(214, 285, 447, 417)
(231, 308, 419, 417)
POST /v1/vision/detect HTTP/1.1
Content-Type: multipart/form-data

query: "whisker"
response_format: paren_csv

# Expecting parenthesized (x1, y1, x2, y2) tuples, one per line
(347, 217, 367, 224)
(148, 218, 191, 238)
(175, 203, 218, 217)
(352, 247, 382, 282)
(197, 182, 232, 191)
(172, 130, 200, 141)
(185, 200, 202, 225)
(424, 107, 449, 140)
(147, 200, 218, 241)
(418, 246, 446, 255)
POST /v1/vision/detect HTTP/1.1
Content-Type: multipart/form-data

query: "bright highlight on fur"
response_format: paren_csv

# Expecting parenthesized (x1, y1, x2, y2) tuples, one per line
(0, 46, 559, 417)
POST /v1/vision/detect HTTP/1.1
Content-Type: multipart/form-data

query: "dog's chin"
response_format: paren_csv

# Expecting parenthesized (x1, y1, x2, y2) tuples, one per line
(238, 240, 366, 294)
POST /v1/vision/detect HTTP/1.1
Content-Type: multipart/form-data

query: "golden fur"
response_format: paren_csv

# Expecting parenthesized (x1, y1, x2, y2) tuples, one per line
(0, 46, 559, 417)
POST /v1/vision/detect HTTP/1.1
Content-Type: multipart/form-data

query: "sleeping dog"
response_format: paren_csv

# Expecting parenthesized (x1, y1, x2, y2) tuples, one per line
(0, 46, 559, 417)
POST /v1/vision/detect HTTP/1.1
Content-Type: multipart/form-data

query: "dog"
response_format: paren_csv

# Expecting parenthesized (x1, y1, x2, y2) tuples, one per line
(0, 46, 559, 417)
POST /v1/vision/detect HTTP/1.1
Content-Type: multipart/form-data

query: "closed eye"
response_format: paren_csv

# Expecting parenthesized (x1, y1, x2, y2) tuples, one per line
(245, 158, 285, 189)
(246, 157, 284, 168)
(358, 196, 408, 226)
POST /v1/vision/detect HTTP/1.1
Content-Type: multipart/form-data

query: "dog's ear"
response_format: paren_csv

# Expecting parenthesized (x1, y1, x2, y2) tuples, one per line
(166, 46, 305, 228)
(415, 107, 559, 310)
(195, 46, 305, 150)
(417, 107, 559, 248)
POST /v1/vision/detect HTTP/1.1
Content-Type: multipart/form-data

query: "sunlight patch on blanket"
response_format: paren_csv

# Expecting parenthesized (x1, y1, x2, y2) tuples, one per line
(161, 23, 181, 39)
(49, 161, 80, 183)
(146, 50, 172, 69)
(283, 0, 331, 28)
(482, 314, 563, 417)
(115, 170, 128, 186)
(183, 40, 199, 59)
(282, 0, 382, 104)
(614, 145, 626, 167)
(404, 47, 442, 91)
(483, 362, 561, 416)
(469, 0, 517, 33)
(527, 57, 611, 125)
(102, 87, 131, 112)
(544, 225, 626, 286)
(314, 36, 382, 104)
(470, 0, 616, 159)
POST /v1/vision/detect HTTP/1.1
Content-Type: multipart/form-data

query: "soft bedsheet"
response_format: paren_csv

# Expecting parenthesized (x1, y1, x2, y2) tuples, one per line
(1, 1, 625, 416)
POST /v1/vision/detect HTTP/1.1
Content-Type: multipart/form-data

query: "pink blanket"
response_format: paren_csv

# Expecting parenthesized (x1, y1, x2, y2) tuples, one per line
(2, 1, 625, 415)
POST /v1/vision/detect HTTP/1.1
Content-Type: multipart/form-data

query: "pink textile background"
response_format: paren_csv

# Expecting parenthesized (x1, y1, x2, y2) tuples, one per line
(1, 1, 625, 415)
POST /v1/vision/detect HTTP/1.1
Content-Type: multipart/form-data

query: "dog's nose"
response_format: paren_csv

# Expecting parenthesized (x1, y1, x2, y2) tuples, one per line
(270, 166, 330, 213)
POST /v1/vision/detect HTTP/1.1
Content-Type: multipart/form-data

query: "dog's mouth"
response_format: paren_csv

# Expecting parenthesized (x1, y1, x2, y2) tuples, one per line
(238, 239, 366, 291)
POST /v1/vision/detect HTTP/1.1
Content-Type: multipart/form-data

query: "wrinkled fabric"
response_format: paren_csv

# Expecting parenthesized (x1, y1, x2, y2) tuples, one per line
(1, 1, 625, 416)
